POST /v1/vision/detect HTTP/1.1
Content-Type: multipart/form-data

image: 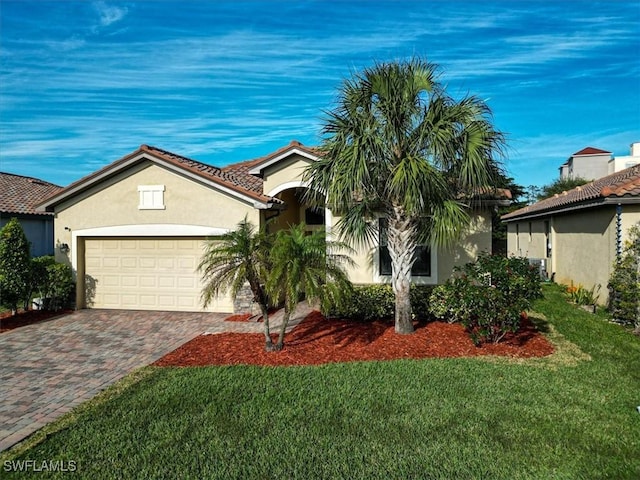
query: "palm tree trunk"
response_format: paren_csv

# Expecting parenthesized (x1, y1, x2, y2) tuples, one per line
(274, 308, 292, 351)
(387, 210, 417, 334)
(260, 303, 275, 351)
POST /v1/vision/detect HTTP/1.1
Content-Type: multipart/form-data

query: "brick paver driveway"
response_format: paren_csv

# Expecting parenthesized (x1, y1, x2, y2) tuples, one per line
(0, 309, 231, 452)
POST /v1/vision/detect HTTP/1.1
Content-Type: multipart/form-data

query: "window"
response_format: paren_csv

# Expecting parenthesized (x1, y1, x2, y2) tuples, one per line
(304, 206, 325, 225)
(544, 220, 551, 258)
(379, 218, 431, 276)
(138, 185, 165, 210)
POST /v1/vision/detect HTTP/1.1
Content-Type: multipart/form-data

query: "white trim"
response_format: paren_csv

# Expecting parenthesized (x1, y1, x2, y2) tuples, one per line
(38, 151, 271, 211)
(248, 148, 319, 175)
(265, 180, 310, 198)
(138, 184, 165, 210)
(151, 157, 265, 206)
(70, 224, 229, 271)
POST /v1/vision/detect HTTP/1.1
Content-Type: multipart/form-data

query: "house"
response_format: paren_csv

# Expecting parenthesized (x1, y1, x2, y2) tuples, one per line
(37, 141, 508, 313)
(608, 142, 640, 174)
(502, 164, 640, 304)
(558, 147, 612, 180)
(0, 172, 62, 257)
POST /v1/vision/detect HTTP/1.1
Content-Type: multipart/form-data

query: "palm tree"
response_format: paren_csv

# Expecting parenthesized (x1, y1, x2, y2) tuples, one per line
(304, 58, 506, 334)
(198, 218, 275, 351)
(266, 223, 354, 351)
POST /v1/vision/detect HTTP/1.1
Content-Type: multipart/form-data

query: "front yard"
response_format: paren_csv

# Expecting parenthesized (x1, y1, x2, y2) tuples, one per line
(2, 284, 639, 479)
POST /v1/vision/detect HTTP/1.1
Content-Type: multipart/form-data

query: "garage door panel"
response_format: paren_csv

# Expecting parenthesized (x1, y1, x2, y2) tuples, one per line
(158, 276, 175, 288)
(84, 237, 232, 313)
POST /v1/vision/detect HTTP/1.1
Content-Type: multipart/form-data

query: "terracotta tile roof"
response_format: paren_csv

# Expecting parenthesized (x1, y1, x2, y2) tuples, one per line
(141, 145, 269, 200)
(0, 172, 62, 216)
(572, 146, 611, 156)
(38, 145, 287, 210)
(230, 140, 320, 176)
(221, 157, 267, 192)
(502, 164, 640, 221)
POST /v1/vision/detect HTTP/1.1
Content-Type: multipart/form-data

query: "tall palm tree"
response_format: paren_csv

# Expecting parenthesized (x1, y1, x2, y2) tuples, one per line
(304, 58, 506, 334)
(198, 218, 275, 350)
(266, 223, 354, 351)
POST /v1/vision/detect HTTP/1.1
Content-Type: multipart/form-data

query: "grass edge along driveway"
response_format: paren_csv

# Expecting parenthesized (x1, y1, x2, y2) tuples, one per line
(2, 284, 639, 479)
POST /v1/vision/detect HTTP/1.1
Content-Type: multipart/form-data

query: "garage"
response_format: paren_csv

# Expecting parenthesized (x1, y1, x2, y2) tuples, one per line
(83, 237, 233, 312)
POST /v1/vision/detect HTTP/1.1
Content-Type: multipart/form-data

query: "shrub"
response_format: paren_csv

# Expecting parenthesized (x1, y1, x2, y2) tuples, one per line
(410, 285, 435, 320)
(31, 256, 74, 311)
(325, 284, 435, 321)
(608, 222, 640, 329)
(0, 218, 31, 313)
(428, 277, 471, 324)
(429, 254, 542, 344)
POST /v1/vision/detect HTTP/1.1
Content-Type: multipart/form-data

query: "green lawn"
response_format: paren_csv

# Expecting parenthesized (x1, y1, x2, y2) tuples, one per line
(3, 284, 639, 479)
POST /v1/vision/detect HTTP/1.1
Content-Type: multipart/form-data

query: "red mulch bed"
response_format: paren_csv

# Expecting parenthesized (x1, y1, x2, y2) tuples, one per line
(154, 311, 554, 367)
(0, 309, 73, 333)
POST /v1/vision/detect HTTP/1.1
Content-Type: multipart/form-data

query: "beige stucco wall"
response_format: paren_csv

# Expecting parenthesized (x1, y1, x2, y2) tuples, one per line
(552, 208, 615, 303)
(52, 161, 260, 309)
(506, 219, 548, 259)
(620, 204, 640, 244)
(437, 210, 492, 281)
(262, 154, 313, 196)
(506, 204, 640, 305)
(338, 209, 492, 285)
(53, 162, 259, 264)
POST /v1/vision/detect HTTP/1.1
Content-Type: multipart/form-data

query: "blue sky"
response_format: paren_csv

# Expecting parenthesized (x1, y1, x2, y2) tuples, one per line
(1, 1, 639, 189)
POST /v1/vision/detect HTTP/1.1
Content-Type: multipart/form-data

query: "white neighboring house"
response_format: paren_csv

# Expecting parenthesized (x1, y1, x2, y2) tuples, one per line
(608, 142, 640, 174)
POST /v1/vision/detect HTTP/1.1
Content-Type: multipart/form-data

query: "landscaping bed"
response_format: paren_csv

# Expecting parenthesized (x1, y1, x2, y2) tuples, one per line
(154, 311, 553, 367)
(0, 308, 72, 333)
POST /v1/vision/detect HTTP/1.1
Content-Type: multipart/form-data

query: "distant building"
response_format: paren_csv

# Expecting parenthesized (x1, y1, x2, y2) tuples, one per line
(558, 147, 612, 180)
(559, 142, 640, 181)
(608, 142, 640, 174)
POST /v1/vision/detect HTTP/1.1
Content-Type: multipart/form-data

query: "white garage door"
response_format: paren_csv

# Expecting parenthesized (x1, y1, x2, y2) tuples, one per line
(84, 237, 232, 312)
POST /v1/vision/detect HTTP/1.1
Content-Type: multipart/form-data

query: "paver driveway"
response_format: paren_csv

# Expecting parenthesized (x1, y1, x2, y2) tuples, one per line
(0, 309, 236, 452)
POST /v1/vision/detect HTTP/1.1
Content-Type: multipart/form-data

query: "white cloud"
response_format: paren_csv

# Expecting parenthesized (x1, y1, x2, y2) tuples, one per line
(93, 1, 128, 28)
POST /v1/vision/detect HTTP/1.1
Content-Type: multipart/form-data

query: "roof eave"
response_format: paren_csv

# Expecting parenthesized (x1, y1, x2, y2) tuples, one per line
(501, 195, 640, 222)
(37, 149, 274, 211)
(248, 147, 319, 175)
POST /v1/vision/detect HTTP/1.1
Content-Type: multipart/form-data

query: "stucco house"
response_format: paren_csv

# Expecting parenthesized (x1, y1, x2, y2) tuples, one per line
(502, 164, 640, 304)
(37, 141, 507, 313)
(558, 146, 612, 181)
(0, 172, 62, 257)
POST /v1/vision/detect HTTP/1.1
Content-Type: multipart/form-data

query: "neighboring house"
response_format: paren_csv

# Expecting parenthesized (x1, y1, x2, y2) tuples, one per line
(608, 142, 640, 174)
(37, 141, 508, 313)
(502, 165, 640, 304)
(0, 172, 62, 257)
(558, 147, 612, 180)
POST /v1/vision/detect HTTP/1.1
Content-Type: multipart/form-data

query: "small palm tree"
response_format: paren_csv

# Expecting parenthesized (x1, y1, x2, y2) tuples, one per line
(198, 218, 275, 351)
(266, 223, 354, 351)
(304, 58, 506, 334)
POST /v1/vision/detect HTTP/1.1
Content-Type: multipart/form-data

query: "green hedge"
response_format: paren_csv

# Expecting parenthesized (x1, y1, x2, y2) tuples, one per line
(324, 284, 434, 321)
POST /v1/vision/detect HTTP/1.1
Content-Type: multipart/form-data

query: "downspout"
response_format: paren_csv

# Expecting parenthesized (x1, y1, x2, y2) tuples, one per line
(611, 203, 623, 314)
(615, 203, 623, 259)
